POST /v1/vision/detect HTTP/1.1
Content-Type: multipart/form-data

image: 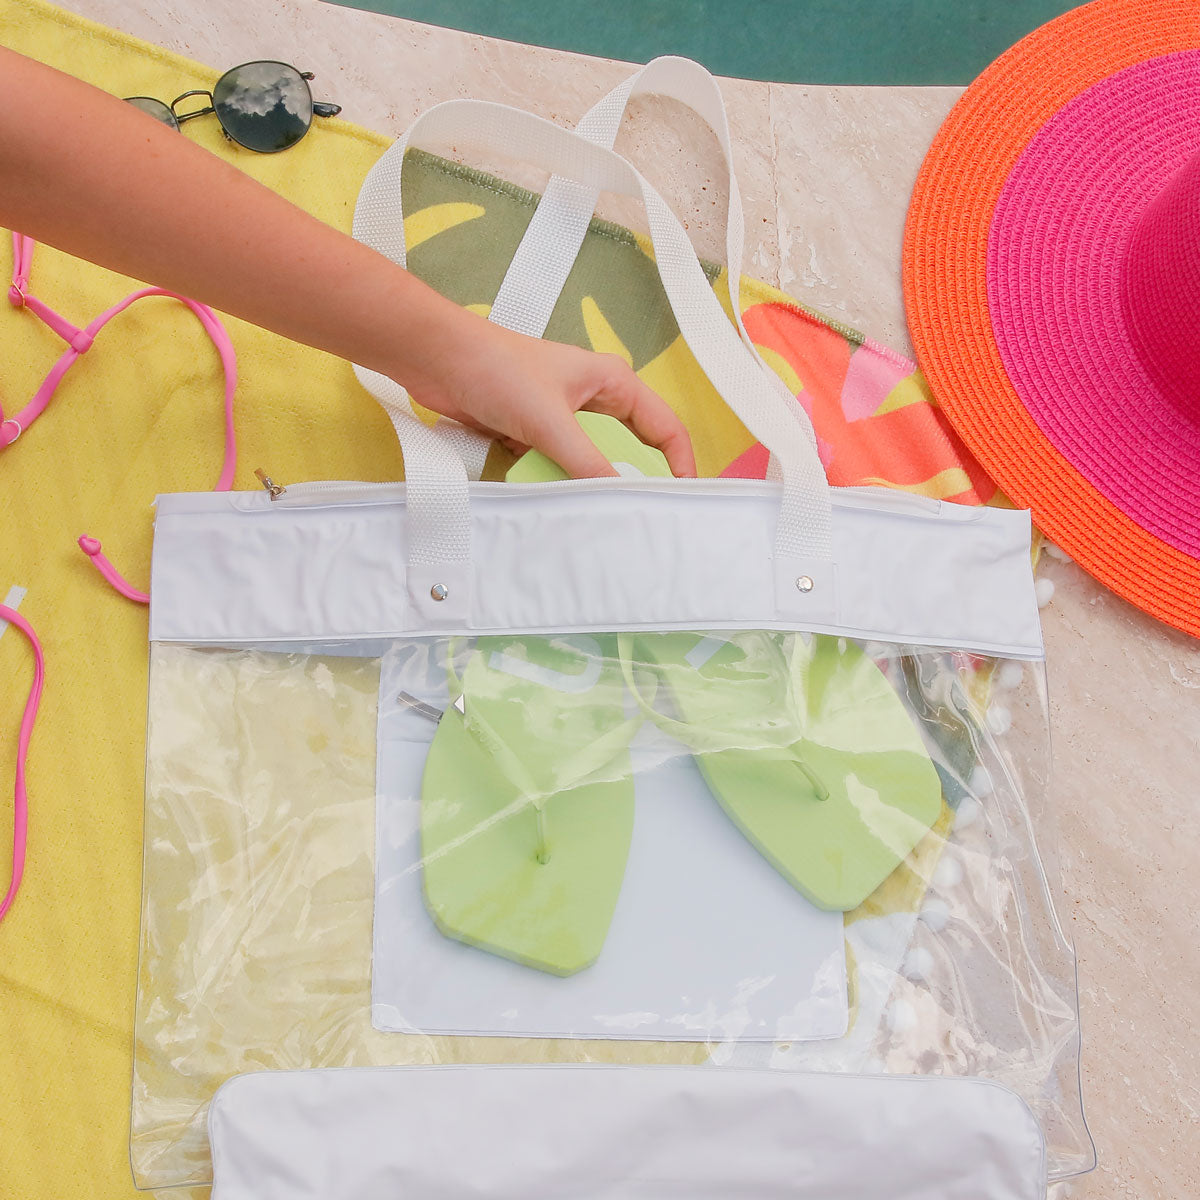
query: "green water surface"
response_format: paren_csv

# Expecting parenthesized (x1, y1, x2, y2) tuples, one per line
(327, 0, 1078, 85)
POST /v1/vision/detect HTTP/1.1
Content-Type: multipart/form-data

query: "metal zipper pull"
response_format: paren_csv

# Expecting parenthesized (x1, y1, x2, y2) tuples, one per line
(254, 468, 286, 500)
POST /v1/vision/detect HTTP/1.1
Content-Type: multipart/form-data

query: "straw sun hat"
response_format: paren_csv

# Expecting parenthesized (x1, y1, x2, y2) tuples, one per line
(903, 0, 1200, 637)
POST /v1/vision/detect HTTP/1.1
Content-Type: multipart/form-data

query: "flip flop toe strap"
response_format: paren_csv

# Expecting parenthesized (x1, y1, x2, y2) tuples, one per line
(616, 632, 830, 800)
(444, 638, 643, 864)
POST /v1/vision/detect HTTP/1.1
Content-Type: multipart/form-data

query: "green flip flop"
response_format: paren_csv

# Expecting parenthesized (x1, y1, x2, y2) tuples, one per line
(420, 634, 640, 976)
(505, 410, 673, 482)
(619, 631, 944, 911)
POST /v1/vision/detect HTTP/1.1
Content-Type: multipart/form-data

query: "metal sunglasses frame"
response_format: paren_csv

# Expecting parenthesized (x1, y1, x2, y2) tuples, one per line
(125, 60, 341, 153)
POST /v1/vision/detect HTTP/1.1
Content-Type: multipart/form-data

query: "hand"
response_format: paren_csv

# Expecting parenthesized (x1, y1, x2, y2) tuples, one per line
(404, 309, 697, 479)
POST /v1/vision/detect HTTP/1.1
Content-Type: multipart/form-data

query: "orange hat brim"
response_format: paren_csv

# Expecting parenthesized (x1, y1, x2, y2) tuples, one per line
(903, 0, 1200, 637)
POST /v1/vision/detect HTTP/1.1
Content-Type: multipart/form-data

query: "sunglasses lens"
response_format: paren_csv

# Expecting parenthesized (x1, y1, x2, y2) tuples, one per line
(212, 62, 313, 153)
(125, 96, 179, 130)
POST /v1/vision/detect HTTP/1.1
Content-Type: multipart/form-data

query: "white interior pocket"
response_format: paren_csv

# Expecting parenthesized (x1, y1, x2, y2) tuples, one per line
(372, 641, 849, 1042)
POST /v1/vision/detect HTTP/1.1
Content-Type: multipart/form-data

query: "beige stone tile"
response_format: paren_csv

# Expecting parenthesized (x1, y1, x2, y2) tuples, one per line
(767, 82, 961, 353)
(59, 0, 777, 275)
(1038, 553, 1200, 1200)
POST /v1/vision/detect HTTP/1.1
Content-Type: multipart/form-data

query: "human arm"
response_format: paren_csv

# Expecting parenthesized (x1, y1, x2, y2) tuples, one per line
(0, 47, 695, 478)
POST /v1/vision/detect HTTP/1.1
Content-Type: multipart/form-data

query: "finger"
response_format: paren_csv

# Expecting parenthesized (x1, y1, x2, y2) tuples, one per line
(499, 436, 530, 457)
(534, 412, 619, 479)
(434, 409, 502, 441)
(584, 361, 697, 478)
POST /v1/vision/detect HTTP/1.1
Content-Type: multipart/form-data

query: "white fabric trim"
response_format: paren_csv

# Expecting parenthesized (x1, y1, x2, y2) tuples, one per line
(148, 482, 1043, 659)
(208, 1065, 1048, 1200)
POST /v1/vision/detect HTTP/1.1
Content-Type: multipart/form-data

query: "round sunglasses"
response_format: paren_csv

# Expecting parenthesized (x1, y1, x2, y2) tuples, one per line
(125, 61, 342, 154)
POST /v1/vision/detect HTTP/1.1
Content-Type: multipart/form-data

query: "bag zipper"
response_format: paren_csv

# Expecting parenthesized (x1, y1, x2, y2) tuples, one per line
(253, 468, 286, 499)
(250, 470, 964, 519)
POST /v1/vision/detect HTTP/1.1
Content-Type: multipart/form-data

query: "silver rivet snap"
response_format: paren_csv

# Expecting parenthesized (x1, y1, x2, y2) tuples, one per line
(430, 582, 449, 602)
(796, 575, 815, 593)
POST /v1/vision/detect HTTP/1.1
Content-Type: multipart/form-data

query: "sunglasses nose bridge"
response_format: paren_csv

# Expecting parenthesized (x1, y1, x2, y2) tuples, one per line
(170, 89, 216, 124)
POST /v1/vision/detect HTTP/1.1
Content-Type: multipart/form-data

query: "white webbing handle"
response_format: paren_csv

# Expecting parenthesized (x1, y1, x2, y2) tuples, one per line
(489, 57, 812, 481)
(354, 98, 834, 620)
(486, 57, 707, 340)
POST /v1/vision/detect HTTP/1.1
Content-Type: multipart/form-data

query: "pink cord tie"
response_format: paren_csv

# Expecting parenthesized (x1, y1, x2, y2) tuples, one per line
(0, 604, 44, 925)
(77, 537, 150, 605)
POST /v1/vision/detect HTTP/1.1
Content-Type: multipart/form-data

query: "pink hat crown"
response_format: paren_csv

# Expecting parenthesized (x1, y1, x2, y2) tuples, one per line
(1122, 148, 1200, 414)
(986, 50, 1200, 561)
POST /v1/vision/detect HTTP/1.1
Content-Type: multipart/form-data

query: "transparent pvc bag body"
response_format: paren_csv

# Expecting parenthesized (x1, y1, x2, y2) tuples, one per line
(134, 626, 1085, 1188)
(129, 57, 1092, 1192)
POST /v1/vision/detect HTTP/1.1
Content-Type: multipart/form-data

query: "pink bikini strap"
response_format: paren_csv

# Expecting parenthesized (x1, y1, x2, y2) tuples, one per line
(1, 235, 235, 923)
(0, 603, 45, 925)
(9, 234, 90, 347)
(5, 234, 239, 601)
(4, 234, 238, 486)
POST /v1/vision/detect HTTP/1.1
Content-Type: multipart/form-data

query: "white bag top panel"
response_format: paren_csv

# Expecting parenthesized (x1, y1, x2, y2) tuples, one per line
(208, 1064, 1047, 1200)
(150, 481, 1043, 659)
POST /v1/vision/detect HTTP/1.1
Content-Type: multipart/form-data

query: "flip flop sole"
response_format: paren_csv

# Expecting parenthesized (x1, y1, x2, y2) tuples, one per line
(638, 632, 943, 910)
(421, 633, 638, 977)
(696, 740, 942, 910)
(421, 710, 635, 976)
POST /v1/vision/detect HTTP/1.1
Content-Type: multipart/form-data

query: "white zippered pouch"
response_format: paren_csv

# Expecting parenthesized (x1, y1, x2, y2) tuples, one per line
(208, 1065, 1048, 1200)
(149, 479, 1040, 655)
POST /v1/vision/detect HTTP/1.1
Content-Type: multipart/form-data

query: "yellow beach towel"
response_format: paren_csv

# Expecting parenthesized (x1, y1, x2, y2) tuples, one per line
(0, 5, 401, 1196)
